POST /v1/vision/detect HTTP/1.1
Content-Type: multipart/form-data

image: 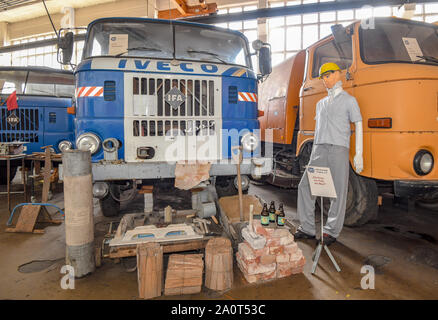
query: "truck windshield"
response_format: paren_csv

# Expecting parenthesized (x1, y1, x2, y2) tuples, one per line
(83, 20, 251, 68)
(0, 69, 75, 97)
(360, 18, 438, 66)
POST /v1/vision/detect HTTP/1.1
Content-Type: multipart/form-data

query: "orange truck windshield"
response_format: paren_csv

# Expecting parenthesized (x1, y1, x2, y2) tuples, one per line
(359, 19, 438, 66)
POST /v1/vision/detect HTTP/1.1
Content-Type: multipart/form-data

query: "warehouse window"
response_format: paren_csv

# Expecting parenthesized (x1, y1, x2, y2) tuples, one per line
(2, 29, 85, 69)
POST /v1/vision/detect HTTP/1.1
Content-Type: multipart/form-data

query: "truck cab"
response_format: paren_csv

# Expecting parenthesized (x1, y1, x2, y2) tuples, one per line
(0, 66, 75, 184)
(259, 17, 438, 225)
(61, 18, 272, 216)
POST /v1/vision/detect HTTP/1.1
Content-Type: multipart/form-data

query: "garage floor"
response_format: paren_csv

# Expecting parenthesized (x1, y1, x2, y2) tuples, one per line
(1, 179, 437, 300)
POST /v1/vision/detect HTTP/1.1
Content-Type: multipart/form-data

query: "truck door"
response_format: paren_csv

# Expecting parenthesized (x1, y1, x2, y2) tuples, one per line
(300, 37, 354, 136)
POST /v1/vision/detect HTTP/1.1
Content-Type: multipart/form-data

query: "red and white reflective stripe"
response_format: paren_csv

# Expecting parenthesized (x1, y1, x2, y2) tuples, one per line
(238, 92, 257, 102)
(76, 86, 104, 97)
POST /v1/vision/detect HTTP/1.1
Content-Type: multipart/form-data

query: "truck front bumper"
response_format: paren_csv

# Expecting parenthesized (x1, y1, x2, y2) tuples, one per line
(394, 180, 438, 197)
(60, 158, 272, 181)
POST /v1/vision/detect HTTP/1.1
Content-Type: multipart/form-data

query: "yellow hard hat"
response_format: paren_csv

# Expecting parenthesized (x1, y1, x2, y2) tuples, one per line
(319, 62, 341, 79)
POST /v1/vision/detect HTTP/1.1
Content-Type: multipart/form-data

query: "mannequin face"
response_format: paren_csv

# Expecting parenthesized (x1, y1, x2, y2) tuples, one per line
(321, 70, 342, 89)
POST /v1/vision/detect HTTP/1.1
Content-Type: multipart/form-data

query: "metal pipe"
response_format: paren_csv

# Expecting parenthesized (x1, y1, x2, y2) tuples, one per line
(62, 150, 95, 278)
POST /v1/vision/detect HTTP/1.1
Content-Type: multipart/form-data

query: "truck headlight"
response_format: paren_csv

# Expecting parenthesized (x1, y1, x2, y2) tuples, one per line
(414, 150, 434, 176)
(234, 174, 250, 191)
(241, 132, 259, 152)
(58, 140, 72, 153)
(76, 133, 101, 155)
(93, 182, 109, 199)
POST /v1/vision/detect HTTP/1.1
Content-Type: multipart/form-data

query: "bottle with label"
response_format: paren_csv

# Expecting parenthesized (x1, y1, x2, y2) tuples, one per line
(268, 201, 276, 223)
(260, 203, 269, 226)
(277, 203, 285, 227)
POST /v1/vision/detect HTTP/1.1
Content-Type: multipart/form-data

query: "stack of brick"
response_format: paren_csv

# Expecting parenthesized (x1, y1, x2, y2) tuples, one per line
(236, 220, 305, 283)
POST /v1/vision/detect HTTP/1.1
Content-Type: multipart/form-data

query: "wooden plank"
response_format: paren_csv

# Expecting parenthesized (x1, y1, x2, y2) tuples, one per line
(12, 205, 41, 233)
(109, 239, 210, 259)
(137, 242, 163, 299)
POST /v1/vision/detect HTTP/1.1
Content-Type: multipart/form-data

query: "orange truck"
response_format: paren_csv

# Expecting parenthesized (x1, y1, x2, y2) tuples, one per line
(258, 17, 438, 226)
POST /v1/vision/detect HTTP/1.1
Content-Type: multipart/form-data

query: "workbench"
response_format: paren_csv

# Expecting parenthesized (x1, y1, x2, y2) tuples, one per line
(0, 154, 27, 213)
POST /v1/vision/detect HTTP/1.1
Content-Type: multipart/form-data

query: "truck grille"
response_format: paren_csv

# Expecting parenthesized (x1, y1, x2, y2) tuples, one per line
(132, 77, 215, 117)
(132, 119, 216, 137)
(0, 107, 39, 143)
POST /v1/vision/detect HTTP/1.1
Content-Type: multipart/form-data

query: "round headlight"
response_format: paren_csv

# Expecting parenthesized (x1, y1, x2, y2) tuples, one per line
(241, 132, 259, 152)
(93, 182, 109, 199)
(76, 133, 101, 155)
(234, 175, 250, 191)
(58, 140, 72, 153)
(414, 150, 434, 176)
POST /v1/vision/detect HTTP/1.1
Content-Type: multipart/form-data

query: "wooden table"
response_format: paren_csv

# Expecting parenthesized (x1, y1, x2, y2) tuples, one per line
(0, 154, 27, 214)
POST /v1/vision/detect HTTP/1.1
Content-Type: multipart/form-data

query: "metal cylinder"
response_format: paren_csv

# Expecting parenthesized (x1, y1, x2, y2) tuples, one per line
(62, 150, 95, 278)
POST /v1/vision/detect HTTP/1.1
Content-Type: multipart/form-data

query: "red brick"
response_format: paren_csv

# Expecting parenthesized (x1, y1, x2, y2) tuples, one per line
(243, 241, 269, 257)
(238, 242, 257, 261)
(272, 228, 290, 238)
(259, 254, 276, 265)
(289, 256, 306, 268)
(283, 242, 299, 255)
(266, 237, 281, 247)
(260, 270, 277, 281)
(269, 245, 284, 255)
(236, 252, 276, 275)
(252, 220, 276, 237)
(280, 234, 294, 246)
(242, 272, 260, 284)
(291, 266, 304, 274)
(276, 253, 290, 263)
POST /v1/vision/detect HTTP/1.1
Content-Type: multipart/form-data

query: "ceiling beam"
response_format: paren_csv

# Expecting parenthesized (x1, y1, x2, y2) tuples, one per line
(173, 0, 188, 15)
(183, 0, 438, 24)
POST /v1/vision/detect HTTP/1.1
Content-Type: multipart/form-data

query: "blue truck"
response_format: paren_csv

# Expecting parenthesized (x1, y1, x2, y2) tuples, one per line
(58, 17, 273, 216)
(0, 66, 75, 184)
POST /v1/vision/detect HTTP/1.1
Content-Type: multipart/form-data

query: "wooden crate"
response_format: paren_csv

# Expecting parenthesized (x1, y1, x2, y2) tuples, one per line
(164, 253, 203, 296)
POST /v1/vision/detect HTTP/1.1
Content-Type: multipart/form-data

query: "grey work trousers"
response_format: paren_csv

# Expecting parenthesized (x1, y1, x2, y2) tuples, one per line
(297, 144, 350, 238)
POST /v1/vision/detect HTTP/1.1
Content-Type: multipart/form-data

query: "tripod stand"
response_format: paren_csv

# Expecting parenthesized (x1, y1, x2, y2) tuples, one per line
(311, 196, 341, 274)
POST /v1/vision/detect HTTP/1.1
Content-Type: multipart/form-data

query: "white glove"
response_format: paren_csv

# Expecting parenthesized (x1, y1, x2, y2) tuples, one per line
(354, 153, 363, 174)
(354, 121, 363, 174)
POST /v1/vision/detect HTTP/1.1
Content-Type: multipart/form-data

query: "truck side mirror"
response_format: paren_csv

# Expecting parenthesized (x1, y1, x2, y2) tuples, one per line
(57, 32, 74, 65)
(258, 47, 272, 76)
(252, 40, 272, 77)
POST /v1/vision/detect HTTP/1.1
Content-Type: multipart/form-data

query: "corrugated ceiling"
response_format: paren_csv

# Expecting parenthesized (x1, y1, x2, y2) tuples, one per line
(0, 0, 39, 12)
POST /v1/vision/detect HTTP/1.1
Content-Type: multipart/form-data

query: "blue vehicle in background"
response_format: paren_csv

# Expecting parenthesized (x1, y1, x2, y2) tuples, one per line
(58, 18, 273, 216)
(0, 66, 75, 184)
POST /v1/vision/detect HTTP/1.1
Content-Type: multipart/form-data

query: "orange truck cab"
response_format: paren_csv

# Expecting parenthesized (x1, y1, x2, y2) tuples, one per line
(258, 17, 438, 226)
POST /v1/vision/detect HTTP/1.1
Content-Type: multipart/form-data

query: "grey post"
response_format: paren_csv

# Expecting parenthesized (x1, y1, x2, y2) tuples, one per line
(62, 150, 95, 278)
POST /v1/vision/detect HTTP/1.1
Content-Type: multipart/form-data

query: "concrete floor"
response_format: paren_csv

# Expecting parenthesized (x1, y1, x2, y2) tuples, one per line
(1, 178, 438, 300)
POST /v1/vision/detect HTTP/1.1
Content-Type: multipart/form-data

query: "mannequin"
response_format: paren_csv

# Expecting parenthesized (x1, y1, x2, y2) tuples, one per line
(294, 63, 364, 246)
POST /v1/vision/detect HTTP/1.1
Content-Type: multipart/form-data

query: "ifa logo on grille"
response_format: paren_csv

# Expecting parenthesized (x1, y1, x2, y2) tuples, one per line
(165, 87, 186, 110)
(6, 113, 20, 126)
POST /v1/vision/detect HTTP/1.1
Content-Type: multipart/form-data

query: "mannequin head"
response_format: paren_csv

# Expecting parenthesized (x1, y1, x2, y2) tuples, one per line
(321, 70, 342, 89)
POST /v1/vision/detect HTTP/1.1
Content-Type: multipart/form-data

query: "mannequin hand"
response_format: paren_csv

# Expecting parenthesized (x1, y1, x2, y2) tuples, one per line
(354, 153, 363, 174)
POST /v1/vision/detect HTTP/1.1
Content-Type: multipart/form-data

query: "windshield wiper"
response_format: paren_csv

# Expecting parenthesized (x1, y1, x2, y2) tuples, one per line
(416, 55, 438, 64)
(186, 49, 227, 64)
(115, 47, 162, 57)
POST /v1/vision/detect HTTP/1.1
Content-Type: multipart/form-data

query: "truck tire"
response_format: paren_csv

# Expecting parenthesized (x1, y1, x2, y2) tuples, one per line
(215, 176, 247, 198)
(317, 166, 378, 227)
(415, 191, 438, 211)
(0, 164, 18, 185)
(99, 184, 121, 217)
